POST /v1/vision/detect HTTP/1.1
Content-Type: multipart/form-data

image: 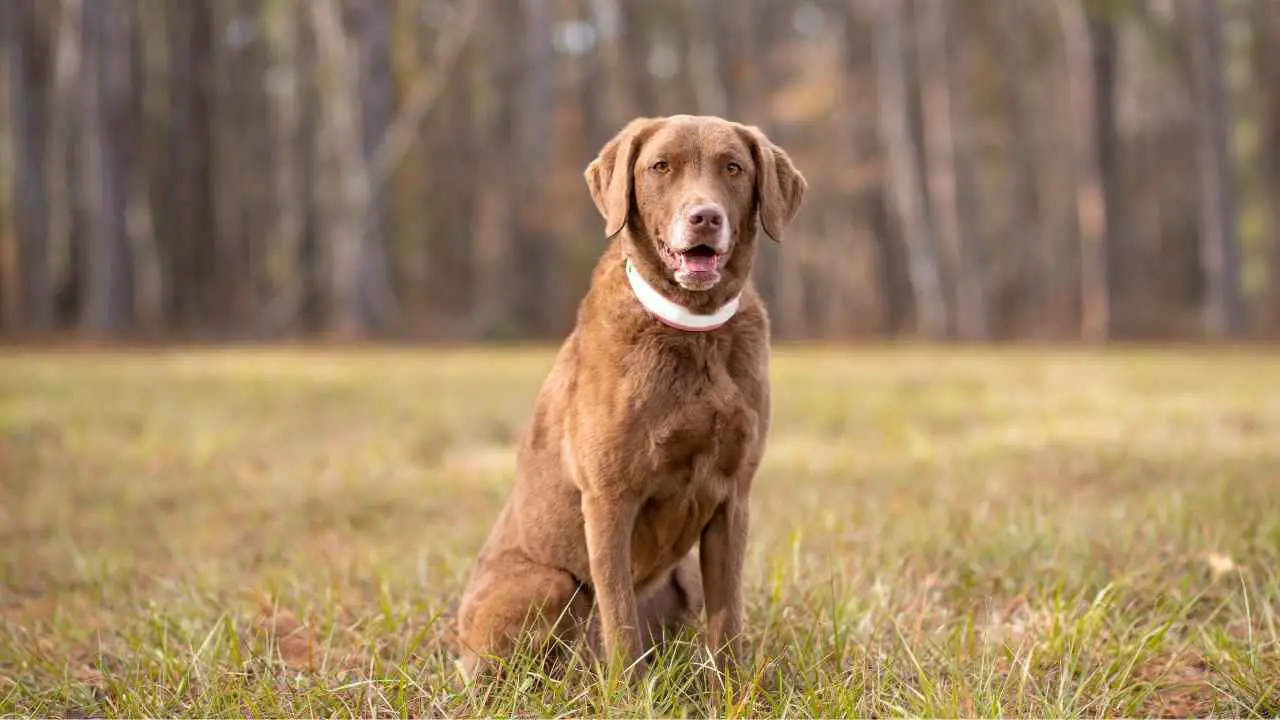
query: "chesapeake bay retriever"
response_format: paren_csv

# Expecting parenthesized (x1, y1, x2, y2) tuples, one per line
(455, 114, 806, 684)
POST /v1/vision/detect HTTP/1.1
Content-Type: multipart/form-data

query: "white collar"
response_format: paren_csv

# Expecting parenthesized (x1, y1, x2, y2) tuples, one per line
(624, 258, 741, 332)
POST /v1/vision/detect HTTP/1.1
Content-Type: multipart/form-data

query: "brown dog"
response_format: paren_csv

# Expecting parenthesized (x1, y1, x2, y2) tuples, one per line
(455, 114, 806, 684)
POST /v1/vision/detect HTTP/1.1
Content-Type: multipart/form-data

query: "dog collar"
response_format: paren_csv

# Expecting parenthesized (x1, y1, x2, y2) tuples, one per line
(624, 258, 740, 332)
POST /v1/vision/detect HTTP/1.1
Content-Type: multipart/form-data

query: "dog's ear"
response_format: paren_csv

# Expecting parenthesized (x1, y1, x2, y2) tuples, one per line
(738, 125, 807, 243)
(585, 117, 661, 239)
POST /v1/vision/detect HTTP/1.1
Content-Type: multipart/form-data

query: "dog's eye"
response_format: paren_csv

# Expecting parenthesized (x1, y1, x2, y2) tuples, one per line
(650, 160, 670, 174)
(725, 161, 742, 175)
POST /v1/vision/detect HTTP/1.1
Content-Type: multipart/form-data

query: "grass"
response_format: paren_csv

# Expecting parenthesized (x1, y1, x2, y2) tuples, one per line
(1, 346, 1278, 717)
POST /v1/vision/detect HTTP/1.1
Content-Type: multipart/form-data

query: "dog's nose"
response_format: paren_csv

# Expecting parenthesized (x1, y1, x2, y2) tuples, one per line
(686, 205, 725, 230)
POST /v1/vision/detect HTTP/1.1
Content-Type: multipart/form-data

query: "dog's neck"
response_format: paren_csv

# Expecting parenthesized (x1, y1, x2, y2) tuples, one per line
(624, 257, 741, 332)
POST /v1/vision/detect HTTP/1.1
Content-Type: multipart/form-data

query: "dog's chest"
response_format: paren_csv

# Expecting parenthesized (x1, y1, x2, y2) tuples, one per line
(612, 333, 765, 587)
(629, 482, 722, 585)
(633, 341, 758, 481)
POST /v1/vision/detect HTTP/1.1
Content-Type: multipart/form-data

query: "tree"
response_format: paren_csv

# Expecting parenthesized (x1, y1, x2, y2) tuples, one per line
(0, 0, 1274, 343)
(469, 2, 519, 337)
(617, 1, 657, 115)
(77, 0, 136, 334)
(3, 0, 53, 331)
(916, 0, 987, 340)
(1182, 0, 1244, 335)
(835, 0, 890, 337)
(515, 0, 559, 335)
(161, 0, 217, 334)
(682, 0, 727, 117)
(993, 2, 1045, 336)
(1187, 0, 1243, 338)
(1257, 2, 1280, 334)
(1055, 0, 1120, 342)
(309, 0, 398, 339)
(351, 0, 397, 335)
(870, 0, 948, 339)
(261, 0, 306, 336)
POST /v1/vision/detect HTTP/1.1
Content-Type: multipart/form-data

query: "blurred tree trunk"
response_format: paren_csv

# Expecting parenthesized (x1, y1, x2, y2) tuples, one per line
(297, 20, 324, 333)
(130, 2, 164, 335)
(871, 0, 947, 339)
(351, 0, 396, 335)
(1091, 8, 1123, 337)
(161, 0, 216, 335)
(77, 0, 136, 334)
(376, 0, 479, 336)
(262, 0, 305, 336)
(1056, 0, 1117, 342)
(208, 2, 255, 334)
(586, 0, 629, 127)
(242, 2, 286, 337)
(835, 2, 889, 337)
(310, 0, 365, 338)
(994, 2, 1047, 337)
(1187, 0, 1243, 338)
(202, 3, 277, 335)
(470, 2, 517, 338)
(753, 1, 803, 337)
(515, 0, 558, 337)
(579, 0, 610, 245)
(1095, 11, 1125, 334)
(948, 8, 989, 339)
(1258, 2, 1280, 334)
(682, 0, 727, 117)
(395, 2, 441, 328)
(0, 46, 10, 332)
(617, 1, 657, 115)
(4, 0, 53, 332)
(717, 0, 758, 122)
(916, 0, 987, 340)
(0, 88, 12, 331)
(310, 0, 395, 339)
(48, 0, 83, 327)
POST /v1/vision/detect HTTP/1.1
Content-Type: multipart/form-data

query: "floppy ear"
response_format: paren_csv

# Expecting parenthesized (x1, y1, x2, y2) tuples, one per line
(738, 125, 808, 242)
(584, 117, 660, 239)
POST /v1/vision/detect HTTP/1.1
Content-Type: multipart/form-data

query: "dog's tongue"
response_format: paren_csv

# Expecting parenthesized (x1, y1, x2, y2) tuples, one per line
(681, 252, 718, 273)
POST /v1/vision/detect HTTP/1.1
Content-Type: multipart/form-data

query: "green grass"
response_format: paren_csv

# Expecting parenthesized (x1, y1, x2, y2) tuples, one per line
(1, 346, 1278, 717)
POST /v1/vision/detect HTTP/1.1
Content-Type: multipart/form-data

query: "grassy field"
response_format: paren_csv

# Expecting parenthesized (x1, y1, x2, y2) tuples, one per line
(1, 347, 1278, 717)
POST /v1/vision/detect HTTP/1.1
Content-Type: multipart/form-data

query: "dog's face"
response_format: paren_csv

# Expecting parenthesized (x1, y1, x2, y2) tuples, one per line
(585, 115, 806, 292)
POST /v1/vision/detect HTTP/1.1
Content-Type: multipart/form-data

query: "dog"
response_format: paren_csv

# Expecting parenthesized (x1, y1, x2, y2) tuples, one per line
(455, 114, 806, 685)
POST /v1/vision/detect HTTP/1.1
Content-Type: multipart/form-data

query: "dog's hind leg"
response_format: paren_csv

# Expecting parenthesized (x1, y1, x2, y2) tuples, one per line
(456, 552, 592, 683)
(635, 552, 704, 658)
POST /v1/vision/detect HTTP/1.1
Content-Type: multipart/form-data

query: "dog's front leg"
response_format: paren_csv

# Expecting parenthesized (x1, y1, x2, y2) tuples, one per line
(581, 491, 642, 677)
(700, 496, 749, 687)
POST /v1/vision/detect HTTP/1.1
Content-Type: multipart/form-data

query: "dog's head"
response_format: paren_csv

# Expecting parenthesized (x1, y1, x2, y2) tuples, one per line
(585, 115, 806, 294)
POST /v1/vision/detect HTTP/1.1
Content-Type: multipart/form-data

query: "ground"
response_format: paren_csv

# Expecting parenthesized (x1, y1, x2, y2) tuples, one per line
(1, 346, 1278, 717)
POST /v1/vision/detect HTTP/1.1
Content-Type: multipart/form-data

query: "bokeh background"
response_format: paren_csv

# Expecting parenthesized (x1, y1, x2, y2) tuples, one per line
(0, 0, 1277, 344)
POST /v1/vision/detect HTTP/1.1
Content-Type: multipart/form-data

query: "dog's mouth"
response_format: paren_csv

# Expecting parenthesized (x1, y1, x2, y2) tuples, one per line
(659, 243, 724, 275)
